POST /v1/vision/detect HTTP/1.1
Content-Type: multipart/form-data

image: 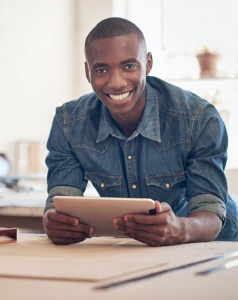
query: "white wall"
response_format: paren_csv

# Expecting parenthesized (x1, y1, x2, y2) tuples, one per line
(0, 0, 113, 172)
(112, 0, 162, 77)
(73, 0, 113, 97)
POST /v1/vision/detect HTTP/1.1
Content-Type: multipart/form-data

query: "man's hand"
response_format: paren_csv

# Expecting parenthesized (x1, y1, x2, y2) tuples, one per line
(113, 202, 186, 247)
(43, 208, 93, 245)
(113, 201, 222, 247)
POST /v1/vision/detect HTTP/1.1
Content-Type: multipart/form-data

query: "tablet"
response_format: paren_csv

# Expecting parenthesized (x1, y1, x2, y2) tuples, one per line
(53, 196, 156, 237)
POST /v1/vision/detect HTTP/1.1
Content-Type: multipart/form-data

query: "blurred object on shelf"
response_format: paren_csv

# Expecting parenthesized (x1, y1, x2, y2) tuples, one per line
(0, 154, 11, 177)
(196, 46, 220, 78)
(14, 141, 48, 175)
(0, 173, 47, 191)
(161, 50, 238, 81)
(0, 141, 48, 191)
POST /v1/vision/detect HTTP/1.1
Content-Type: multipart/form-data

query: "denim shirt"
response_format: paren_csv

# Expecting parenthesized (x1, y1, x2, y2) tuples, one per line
(45, 76, 238, 241)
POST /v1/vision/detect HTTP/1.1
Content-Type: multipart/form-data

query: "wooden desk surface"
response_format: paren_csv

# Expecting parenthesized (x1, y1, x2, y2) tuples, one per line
(0, 234, 238, 300)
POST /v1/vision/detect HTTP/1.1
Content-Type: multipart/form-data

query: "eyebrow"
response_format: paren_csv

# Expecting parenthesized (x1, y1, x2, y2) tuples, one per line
(120, 58, 138, 65)
(92, 58, 138, 71)
(92, 63, 109, 71)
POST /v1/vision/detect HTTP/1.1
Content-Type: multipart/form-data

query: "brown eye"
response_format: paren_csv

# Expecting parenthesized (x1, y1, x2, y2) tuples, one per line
(97, 69, 107, 73)
(124, 64, 136, 70)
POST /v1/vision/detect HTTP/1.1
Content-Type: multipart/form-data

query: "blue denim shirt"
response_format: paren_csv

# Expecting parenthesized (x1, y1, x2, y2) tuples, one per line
(45, 76, 238, 241)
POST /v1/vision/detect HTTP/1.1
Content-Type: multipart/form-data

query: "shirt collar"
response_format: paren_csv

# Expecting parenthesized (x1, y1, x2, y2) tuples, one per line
(96, 104, 124, 143)
(96, 82, 161, 143)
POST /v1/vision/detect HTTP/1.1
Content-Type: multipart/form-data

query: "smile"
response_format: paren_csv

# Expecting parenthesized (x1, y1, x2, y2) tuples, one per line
(108, 90, 132, 101)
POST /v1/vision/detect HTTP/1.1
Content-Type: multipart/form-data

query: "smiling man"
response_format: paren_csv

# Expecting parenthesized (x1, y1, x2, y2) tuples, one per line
(84, 32, 150, 138)
(43, 18, 238, 246)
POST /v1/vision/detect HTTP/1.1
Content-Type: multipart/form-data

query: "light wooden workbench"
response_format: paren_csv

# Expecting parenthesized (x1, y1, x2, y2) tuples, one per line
(0, 234, 238, 300)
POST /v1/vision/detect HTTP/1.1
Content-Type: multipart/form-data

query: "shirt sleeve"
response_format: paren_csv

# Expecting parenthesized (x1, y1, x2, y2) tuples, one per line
(185, 103, 228, 223)
(44, 186, 83, 214)
(44, 107, 88, 214)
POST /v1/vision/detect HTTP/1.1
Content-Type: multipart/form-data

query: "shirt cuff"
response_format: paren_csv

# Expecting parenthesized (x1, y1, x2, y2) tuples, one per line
(188, 194, 226, 223)
(43, 186, 83, 214)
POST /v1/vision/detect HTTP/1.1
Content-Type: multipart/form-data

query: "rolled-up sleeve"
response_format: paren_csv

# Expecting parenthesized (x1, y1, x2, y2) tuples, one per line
(188, 194, 226, 222)
(44, 186, 83, 214)
(185, 103, 228, 223)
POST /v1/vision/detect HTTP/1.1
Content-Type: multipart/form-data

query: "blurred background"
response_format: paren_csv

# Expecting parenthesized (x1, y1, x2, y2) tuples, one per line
(0, 0, 238, 232)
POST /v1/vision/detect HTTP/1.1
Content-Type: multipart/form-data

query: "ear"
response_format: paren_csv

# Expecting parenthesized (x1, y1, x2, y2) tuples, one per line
(146, 52, 153, 75)
(85, 62, 91, 83)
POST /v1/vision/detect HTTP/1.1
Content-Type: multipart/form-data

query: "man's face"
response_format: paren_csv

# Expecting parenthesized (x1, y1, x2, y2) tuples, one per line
(85, 34, 152, 119)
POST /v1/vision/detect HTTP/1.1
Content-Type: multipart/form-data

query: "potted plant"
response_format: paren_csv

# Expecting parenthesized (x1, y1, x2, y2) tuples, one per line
(197, 46, 220, 78)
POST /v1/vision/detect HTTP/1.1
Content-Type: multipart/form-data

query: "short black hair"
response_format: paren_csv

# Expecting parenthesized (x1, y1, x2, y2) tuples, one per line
(85, 17, 147, 58)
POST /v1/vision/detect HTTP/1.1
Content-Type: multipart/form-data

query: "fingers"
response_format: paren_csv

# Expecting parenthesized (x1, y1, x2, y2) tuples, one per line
(47, 209, 79, 226)
(51, 237, 86, 245)
(45, 209, 93, 245)
(48, 229, 89, 245)
(46, 223, 93, 245)
(121, 202, 172, 225)
(113, 218, 166, 235)
(46, 219, 93, 234)
(120, 227, 165, 247)
(122, 230, 158, 247)
(52, 229, 90, 239)
(112, 202, 174, 247)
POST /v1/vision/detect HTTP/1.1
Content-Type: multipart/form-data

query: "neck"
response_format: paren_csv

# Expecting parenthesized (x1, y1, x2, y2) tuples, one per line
(115, 118, 141, 138)
(109, 87, 146, 138)
(110, 105, 145, 138)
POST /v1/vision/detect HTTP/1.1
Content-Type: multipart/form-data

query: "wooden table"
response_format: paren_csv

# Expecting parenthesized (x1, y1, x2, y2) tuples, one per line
(0, 234, 238, 300)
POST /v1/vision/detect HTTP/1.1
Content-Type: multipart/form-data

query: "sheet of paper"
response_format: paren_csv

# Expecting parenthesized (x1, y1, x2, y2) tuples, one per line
(0, 237, 237, 282)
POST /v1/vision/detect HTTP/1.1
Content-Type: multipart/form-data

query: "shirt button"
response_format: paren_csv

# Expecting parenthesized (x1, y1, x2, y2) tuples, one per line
(166, 183, 170, 188)
(132, 184, 137, 189)
(128, 155, 132, 159)
(101, 183, 105, 188)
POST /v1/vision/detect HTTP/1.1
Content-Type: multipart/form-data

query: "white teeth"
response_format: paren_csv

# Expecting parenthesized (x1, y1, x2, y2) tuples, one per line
(109, 91, 130, 101)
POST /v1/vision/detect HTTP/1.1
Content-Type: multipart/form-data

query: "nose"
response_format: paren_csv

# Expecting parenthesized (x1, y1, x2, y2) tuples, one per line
(107, 70, 127, 90)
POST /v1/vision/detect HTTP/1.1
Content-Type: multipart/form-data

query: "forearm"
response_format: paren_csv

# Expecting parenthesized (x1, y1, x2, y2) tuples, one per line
(182, 210, 222, 243)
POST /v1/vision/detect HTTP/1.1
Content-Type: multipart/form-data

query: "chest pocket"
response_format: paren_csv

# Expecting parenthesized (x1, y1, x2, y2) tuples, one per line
(85, 172, 122, 197)
(145, 172, 186, 213)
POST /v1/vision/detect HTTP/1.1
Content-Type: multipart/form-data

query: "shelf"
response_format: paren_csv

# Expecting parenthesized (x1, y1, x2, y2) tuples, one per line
(167, 78, 238, 90)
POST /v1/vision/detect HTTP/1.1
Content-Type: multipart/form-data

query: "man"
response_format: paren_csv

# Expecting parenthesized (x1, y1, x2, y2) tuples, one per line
(43, 18, 238, 246)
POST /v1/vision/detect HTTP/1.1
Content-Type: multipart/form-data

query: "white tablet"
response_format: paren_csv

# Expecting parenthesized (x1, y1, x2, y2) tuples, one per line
(53, 196, 156, 237)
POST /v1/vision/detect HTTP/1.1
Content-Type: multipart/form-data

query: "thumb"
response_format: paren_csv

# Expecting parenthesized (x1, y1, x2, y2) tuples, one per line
(155, 201, 161, 214)
(155, 201, 171, 214)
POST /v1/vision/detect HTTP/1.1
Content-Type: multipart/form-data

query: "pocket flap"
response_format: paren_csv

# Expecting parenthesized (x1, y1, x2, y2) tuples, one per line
(146, 172, 185, 190)
(85, 172, 121, 190)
